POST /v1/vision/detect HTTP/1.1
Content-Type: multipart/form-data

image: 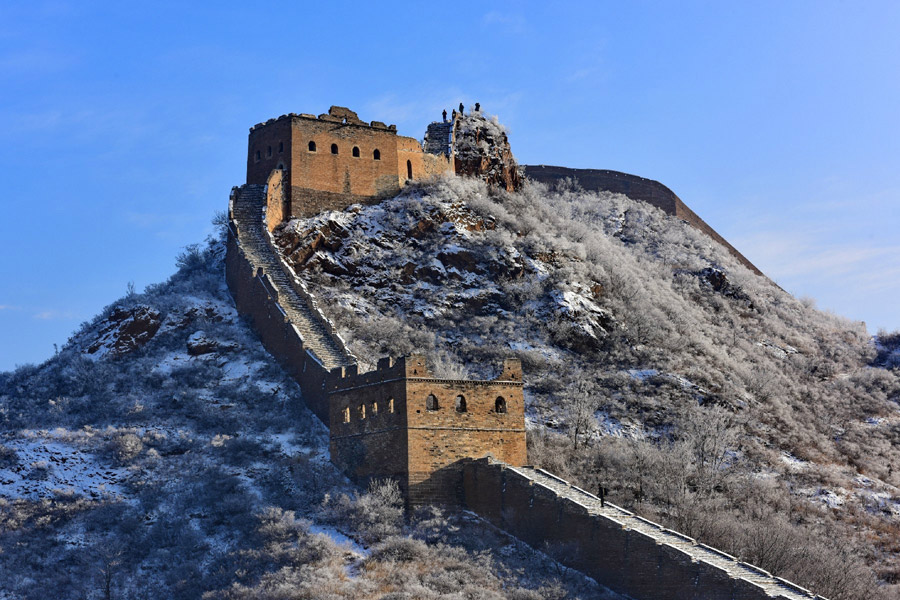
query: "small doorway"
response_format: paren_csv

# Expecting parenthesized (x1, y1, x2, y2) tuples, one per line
(407, 160, 413, 180)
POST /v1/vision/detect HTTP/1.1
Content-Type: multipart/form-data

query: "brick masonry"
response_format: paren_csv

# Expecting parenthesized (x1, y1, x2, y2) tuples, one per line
(247, 106, 452, 218)
(226, 107, 825, 599)
(328, 355, 527, 506)
(463, 459, 827, 600)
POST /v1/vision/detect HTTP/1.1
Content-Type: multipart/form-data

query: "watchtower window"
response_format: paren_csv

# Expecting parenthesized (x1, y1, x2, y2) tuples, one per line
(343, 407, 350, 423)
(407, 159, 413, 180)
(388, 398, 394, 413)
(455, 395, 467, 413)
(331, 143, 339, 155)
(352, 146, 360, 158)
(308, 141, 316, 152)
(276, 163, 284, 170)
(372, 402, 378, 416)
(426, 394, 439, 411)
(358, 404, 366, 419)
(278, 142, 284, 153)
(255, 150, 261, 161)
(267, 146, 272, 158)
(495, 396, 507, 414)
(373, 149, 381, 160)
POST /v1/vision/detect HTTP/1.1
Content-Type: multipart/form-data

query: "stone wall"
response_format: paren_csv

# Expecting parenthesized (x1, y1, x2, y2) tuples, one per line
(327, 355, 527, 506)
(247, 107, 408, 218)
(463, 459, 825, 600)
(225, 186, 334, 422)
(265, 169, 287, 232)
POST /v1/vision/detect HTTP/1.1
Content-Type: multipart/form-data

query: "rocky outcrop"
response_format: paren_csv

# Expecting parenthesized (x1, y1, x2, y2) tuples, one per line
(86, 305, 161, 358)
(453, 112, 522, 192)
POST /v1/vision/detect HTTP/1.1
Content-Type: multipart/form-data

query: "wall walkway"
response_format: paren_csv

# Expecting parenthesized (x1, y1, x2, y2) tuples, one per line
(225, 184, 356, 423)
(464, 458, 827, 600)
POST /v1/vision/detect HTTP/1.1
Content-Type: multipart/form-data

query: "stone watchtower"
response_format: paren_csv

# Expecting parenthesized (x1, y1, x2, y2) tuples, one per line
(327, 355, 527, 506)
(246, 106, 452, 219)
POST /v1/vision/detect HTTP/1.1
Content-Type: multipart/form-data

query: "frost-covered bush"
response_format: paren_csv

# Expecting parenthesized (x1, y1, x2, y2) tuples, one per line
(321, 478, 403, 546)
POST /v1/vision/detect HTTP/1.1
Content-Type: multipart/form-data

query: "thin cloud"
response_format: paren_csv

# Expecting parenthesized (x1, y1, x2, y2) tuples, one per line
(33, 309, 78, 320)
(481, 11, 527, 35)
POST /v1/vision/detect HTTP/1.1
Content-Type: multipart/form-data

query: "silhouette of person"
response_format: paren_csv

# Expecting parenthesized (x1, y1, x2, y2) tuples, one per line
(459, 102, 464, 113)
(598, 483, 606, 507)
(442, 109, 447, 122)
(475, 102, 481, 112)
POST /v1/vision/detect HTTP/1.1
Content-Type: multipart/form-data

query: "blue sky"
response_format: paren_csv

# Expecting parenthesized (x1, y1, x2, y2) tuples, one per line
(2, 1, 898, 370)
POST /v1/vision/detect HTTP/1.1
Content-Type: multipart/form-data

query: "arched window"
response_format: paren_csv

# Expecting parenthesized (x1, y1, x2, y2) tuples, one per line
(388, 398, 395, 413)
(343, 407, 350, 423)
(255, 150, 261, 161)
(407, 159, 413, 179)
(495, 396, 507, 414)
(278, 141, 284, 153)
(373, 149, 381, 160)
(276, 163, 284, 170)
(267, 146, 272, 157)
(455, 395, 467, 413)
(426, 394, 439, 411)
(358, 404, 366, 419)
(352, 146, 360, 158)
(308, 141, 316, 152)
(372, 402, 378, 416)
(331, 143, 339, 155)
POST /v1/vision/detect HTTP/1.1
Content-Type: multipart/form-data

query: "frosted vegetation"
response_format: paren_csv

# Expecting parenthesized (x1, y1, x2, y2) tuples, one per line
(275, 175, 900, 600)
(0, 229, 615, 599)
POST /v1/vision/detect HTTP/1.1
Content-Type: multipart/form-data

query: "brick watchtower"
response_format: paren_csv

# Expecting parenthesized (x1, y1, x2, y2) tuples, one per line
(327, 355, 527, 506)
(247, 106, 451, 219)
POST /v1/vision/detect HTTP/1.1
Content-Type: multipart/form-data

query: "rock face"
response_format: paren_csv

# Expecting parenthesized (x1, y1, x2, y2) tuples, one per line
(452, 112, 523, 193)
(86, 305, 161, 357)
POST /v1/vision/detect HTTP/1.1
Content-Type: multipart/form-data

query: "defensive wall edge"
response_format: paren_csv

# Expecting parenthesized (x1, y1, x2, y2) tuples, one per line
(224, 183, 355, 425)
(522, 165, 763, 276)
(463, 458, 828, 600)
(259, 175, 355, 363)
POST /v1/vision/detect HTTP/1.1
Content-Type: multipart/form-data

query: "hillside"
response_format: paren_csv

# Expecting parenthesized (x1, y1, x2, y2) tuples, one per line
(272, 174, 900, 600)
(0, 233, 618, 599)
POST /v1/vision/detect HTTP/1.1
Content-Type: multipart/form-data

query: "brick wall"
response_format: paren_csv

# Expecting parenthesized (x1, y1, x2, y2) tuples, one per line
(327, 355, 527, 506)
(224, 188, 332, 423)
(462, 459, 824, 600)
(265, 169, 287, 232)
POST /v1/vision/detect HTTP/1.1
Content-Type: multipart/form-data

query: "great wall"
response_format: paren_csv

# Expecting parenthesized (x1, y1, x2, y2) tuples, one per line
(225, 105, 827, 599)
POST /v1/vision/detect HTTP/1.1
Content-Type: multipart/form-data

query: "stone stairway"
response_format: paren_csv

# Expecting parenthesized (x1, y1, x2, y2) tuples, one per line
(511, 466, 823, 600)
(230, 185, 355, 370)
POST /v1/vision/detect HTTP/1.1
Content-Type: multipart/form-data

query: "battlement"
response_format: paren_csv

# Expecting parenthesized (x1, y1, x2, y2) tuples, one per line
(327, 353, 522, 391)
(249, 106, 398, 133)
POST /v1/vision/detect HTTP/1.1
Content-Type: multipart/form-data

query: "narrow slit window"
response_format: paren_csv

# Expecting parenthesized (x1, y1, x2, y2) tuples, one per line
(426, 394, 439, 411)
(278, 141, 284, 153)
(352, 146, 360, 158)
(388, 398, 394, 413)
(407, 159, 413, 179)
(358, 404, 366, 419)
(255, 150, 261, 161)
(372, 402, 378, 416)
(267, 146, 272, 157)
(343, 407, 350, 423)
(308, 141, 316, 152)
(373, 149, 381, 160)
(331, 143, 339, 155)
(455, 395, 467, 413)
